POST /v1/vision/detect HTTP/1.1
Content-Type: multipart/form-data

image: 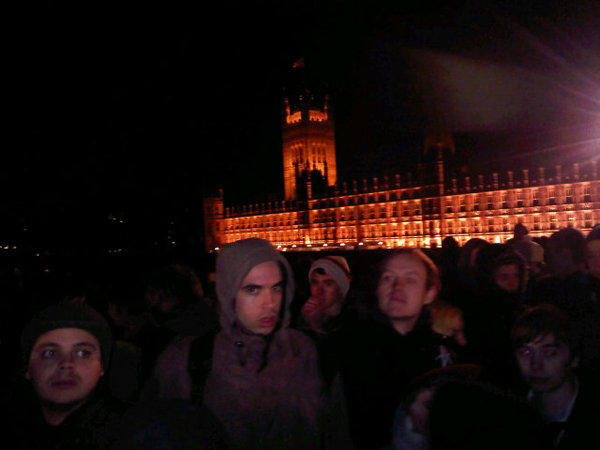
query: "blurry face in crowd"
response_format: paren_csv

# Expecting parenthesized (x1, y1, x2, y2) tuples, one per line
(145, 290, 179, 314)
(377, 253, 437, 333)
(235, 261, 283, 335)
(545, 239, 575, 278)
(493, 263, 520, 292)
(515, 333, 577, 393)
(309, 271, 343, 309)
(409, 387, 435, 435)
(585, 240, 600, 279)
(26, 328, 104, 407)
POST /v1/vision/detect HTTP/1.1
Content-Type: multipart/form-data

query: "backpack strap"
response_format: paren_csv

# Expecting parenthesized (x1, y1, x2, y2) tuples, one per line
(188, 331, 217, 404)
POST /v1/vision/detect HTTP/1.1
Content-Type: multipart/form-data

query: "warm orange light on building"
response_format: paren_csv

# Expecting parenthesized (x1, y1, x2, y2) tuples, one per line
(282, 93, 336, 201)
(203, 76, 600, 253)
(204, 161, 600, 252)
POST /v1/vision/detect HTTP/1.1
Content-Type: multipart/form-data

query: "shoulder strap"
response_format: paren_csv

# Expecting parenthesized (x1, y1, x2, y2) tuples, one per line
(187, 331, 217, 404)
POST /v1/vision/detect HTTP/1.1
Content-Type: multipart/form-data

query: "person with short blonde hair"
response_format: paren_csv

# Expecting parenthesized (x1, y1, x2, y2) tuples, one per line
(339, 248, 457, 450)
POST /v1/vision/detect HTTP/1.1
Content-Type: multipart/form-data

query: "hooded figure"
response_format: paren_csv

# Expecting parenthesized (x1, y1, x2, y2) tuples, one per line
(203, 238, 323, 450)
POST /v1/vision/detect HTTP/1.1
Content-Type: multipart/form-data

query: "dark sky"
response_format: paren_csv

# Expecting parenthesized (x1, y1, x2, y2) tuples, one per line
(4, 1, 599, 241)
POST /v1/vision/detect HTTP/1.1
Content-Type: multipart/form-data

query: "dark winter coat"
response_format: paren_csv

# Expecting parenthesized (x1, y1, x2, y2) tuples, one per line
(203, 238, 323, 450)
(339, 310, 456, 450)
(11, 389, 124, 450)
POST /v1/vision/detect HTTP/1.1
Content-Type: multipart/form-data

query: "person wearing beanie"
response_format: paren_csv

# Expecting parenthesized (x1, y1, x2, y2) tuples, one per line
(299, 256, 352, 336)
(200, 238, 324, 450)
(13, 301, 124, 449)
(295, 255, 356, 450)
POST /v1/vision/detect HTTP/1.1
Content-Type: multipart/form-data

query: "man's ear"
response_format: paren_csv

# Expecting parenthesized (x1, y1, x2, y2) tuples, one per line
(424, 287, 438, 306)
(25, 369, 31, 381)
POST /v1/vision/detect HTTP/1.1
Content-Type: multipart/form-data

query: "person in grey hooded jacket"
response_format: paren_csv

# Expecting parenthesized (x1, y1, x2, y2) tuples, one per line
(203, 238, 323, 450)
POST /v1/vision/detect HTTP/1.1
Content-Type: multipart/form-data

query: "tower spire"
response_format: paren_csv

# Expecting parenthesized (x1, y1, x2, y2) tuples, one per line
(281, 60, 336, 200)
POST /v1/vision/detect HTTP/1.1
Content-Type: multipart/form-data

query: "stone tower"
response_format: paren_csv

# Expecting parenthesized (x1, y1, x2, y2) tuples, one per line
(202, 189, 224, 251)
(281, 65, 337, 200)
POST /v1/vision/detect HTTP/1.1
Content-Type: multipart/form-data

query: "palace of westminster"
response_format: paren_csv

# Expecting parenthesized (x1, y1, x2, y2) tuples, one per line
(203, 78, 600, 253)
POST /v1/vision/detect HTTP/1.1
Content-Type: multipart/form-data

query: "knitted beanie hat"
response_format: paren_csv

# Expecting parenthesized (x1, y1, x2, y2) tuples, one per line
(21, 302, 113, 369)
(309, 256, 351, 297)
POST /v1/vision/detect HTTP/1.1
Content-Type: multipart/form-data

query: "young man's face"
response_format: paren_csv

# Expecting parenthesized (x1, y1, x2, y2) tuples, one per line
(309, 271, 343, 309)
(235, 261, 283, 335)
(493, 263, 520, 292)
(515, 333, 577, 393)
(26, 328, 104, 406)
(377, 253, 437, 331)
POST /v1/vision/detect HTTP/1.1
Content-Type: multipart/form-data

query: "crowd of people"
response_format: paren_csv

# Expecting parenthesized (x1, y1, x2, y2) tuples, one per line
(3, 224, 600, 449)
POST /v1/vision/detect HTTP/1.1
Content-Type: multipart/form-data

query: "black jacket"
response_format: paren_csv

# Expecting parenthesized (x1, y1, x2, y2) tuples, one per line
(338, 311, 457, 450)
(12, 389, 124, 450)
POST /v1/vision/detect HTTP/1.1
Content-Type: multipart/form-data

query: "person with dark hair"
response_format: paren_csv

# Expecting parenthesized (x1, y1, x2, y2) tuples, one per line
(201, 238, 323, 449)
(529, 228, 600, 370)
(438, 236, 460, 306)
(338, 248, 457, 450)
(130, 263, 220, 387)
(491, 251, 528, 295)
(455, 238, 490, 297)
(462, 250, 530, 386)
(507, 222, 530, 245)
(141, 239, 346, 449)
(510, 304, 600, 449)
(543, 227, 588, 281)
(13, 302, 123, 449)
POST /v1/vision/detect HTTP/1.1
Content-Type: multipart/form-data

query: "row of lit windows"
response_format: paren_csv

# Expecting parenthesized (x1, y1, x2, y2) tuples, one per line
(226, 216, 299, 230)
(224, 205, 595, 231)
(307, 183, 594, 210)
(222, 183, 594, 221)
(444, 186, 593, 212)
(311, 190, 420, 209)
(221, 212, 597, 245)
(220, 183, 597, 231)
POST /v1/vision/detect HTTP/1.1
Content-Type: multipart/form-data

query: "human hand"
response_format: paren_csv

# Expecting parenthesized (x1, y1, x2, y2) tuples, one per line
(301, 296, 325, 319)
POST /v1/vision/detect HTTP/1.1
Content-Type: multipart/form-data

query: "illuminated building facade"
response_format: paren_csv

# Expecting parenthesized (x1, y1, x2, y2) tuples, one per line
(203, 89, 600, 252)
(282, 92, 336, 201)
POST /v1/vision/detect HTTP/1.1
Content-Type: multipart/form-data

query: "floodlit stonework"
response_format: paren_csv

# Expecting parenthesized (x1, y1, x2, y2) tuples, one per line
(204, 87, 599, 252)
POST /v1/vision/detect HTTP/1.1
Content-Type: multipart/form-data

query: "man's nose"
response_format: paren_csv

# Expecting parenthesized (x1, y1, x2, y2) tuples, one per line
(262, 291, 278, 309)
(530, 353, 544, 371)
(392, 278, 404, 290)
(58, 354, 75, 371)
(314, 283, 325, 296)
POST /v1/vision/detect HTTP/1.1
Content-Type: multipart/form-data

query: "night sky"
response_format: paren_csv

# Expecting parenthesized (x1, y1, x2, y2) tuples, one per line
(4, 1, 599, 249)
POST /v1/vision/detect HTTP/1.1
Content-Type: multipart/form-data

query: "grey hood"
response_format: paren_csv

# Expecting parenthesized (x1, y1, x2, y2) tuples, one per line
(215, 238, 295, 332)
